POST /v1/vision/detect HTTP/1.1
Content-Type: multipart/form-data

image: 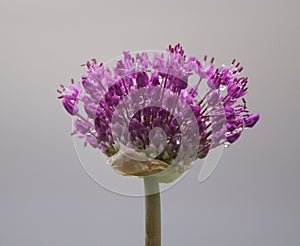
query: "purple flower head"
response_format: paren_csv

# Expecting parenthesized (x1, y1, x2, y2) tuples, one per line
(57, 44, 259, 179)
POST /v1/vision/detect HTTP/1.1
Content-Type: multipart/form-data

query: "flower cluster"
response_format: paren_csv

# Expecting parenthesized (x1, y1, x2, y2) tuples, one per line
(58, 44, 259, 171)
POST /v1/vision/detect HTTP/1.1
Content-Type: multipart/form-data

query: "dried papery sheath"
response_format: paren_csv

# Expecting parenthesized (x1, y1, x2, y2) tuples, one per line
(108, 146, 191, 183)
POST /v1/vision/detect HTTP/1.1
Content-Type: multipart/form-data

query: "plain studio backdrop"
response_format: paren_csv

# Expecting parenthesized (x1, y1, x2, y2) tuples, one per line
(0, 0, 299, 245)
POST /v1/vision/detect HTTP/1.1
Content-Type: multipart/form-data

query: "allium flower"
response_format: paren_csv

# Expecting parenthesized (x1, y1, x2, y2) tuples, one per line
(58, 44, 259, 180)
(57, 44, 260, 246)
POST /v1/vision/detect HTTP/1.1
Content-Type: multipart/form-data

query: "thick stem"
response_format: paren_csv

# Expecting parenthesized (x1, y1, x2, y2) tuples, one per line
(144, 176, 161, 246)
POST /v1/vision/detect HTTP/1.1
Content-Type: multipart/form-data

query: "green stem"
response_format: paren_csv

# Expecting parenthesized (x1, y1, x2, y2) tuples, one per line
(144, 176, 161, 246)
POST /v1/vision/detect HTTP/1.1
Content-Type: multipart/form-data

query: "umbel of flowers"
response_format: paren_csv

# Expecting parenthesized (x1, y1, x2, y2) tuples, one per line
(58, 44, 259, 181)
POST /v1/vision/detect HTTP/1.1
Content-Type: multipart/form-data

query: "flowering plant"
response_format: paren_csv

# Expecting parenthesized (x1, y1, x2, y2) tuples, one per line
(58, 44, 259, 245)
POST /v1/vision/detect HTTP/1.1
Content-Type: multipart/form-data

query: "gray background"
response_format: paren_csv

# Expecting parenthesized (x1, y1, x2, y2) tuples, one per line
(0, 0, 299, 245)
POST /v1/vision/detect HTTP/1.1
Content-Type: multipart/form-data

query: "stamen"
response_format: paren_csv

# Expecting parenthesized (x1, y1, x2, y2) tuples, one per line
(86, 61, 91, 68)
